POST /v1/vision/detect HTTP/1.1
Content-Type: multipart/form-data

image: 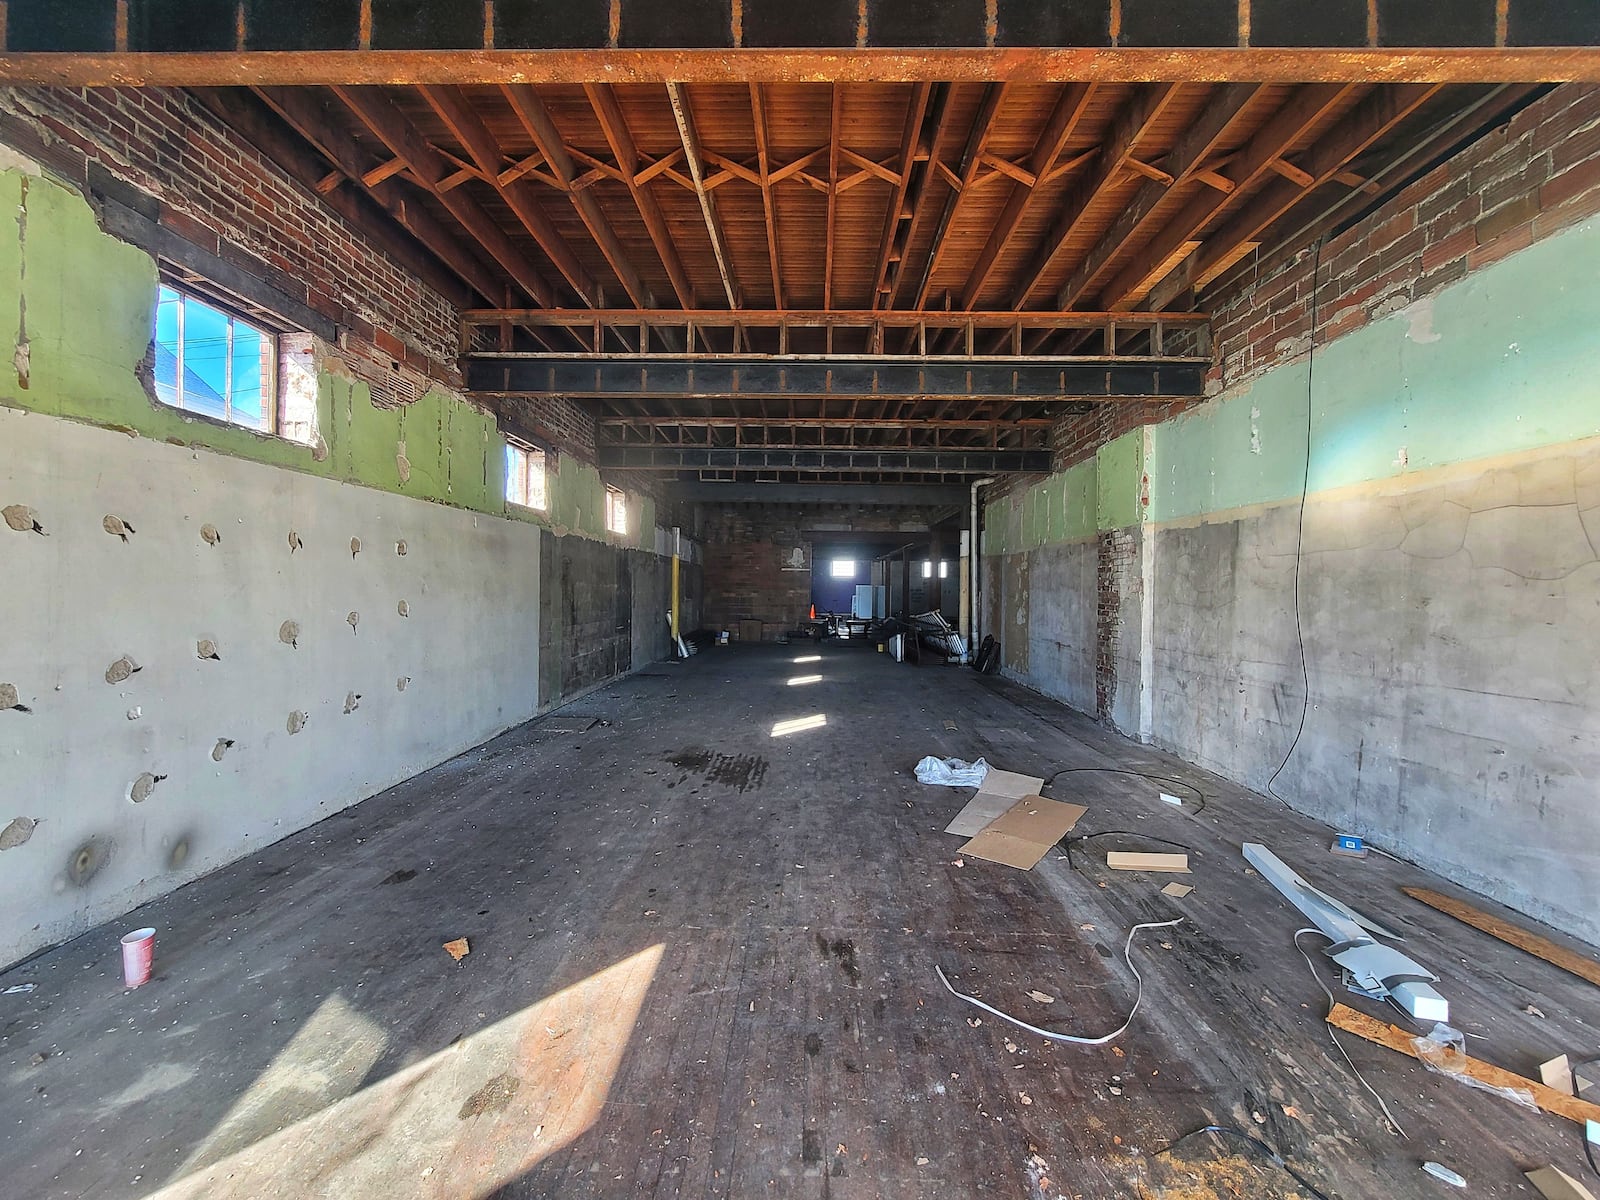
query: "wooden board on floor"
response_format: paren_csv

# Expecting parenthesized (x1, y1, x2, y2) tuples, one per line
(1326, 1003, 1600, 1127)
(1107, 851, 1190, 873)
(1402, 886, 1600, 989)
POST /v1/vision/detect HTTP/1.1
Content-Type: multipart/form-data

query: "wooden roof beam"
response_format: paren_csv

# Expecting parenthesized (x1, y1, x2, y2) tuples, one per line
(585, 83, 697, 308)
(1055, 84, 1258, 312)
(1191, 84, 1445, 290)
(749, 84, 785, 309)
(500, 84, 653, 309)
(246, 86, 504, 307)
(665, 81, 741, 308)
(419, 84, 597, 305)
(1097, 83, 1358, 311)
(825, 84, 842, 309)
(1007, 82, 1182, 311)
(869, 82, 933, 315)
(910, 82, 1010, 311)
(957, 83, 1097, 310)
(330, 85, 562, 309)
(888, 85, 967, 309)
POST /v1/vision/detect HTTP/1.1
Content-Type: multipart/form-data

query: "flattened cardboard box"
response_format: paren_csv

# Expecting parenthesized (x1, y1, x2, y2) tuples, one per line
(960, 795, 1088, 871)
(944, 769, 1046, 837)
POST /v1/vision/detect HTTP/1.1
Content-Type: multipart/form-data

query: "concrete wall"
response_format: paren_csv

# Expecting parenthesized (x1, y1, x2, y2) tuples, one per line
(985, 208, 1600, 944)
(1144, 214, 1600, 944)
(0, 406, 543, 967)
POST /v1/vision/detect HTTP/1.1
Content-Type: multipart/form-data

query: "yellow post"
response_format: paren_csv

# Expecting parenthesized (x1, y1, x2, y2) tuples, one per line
(670, 527, 681, 643)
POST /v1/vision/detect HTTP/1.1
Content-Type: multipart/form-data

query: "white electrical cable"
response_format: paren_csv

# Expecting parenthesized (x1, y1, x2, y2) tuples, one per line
(936, 919, 1183, 1046)
(1294, 926, 1408, 1138)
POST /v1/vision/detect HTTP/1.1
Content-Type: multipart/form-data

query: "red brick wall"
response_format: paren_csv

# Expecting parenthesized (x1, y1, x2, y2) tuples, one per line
(1208, 83, 1600, 393)
(699, 503, 955, 637)
(0, 86, 461, 377)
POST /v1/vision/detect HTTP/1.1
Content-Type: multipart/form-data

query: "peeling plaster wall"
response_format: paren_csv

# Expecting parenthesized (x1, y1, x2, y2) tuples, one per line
(0, 164, 685, 966)
(0, 406, 543, 967)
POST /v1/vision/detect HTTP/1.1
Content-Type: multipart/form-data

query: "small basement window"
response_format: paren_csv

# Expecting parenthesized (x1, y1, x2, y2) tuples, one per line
(921, 559, 950, 579)
(605, 485, 628, 535)
(505, 441, 547, 510)
(830, 559, 856, 579)
(154, 283, 276, 433)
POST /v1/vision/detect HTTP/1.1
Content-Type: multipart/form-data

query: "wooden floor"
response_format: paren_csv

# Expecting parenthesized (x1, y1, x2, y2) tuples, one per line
(2, 644, 1597, 1198)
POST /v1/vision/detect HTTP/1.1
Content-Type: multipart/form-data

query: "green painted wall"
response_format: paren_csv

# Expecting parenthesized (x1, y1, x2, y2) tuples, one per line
(984, 429, 1147, 552)
(1149, 213, 1600, 524)
(0, 165, 663, 551)
(1095, 430, 1145, 531)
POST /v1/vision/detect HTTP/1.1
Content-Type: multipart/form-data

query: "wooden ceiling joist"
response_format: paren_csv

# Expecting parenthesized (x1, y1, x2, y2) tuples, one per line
(958, 83, 1098, 310)
(1191, 83, 1446, 289)
(500, 84, 653, 308)
(1096, 83, 1359, 310)
(1008, 83, 1183, 311)
(665, 81, 740, 309)
(585, 83, 697, 309)
(417, 84, 597, 305)
(330, 84, 563, 310)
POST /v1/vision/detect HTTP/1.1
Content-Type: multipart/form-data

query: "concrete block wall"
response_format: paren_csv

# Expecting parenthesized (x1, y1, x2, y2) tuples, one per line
(986, 83, 1600, 943)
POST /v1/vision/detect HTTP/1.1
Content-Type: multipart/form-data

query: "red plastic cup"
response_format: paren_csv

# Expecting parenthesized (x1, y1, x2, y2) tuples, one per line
(120, 928, 155, 988)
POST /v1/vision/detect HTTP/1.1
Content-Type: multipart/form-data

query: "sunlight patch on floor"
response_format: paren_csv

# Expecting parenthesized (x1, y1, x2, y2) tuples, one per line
(145, 945, 665, 1200)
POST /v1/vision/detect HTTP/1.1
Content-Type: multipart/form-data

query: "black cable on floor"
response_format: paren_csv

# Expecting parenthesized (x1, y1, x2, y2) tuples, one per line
(1156, 1125, 1336, 1200)
(1041, 766, 1207, 818)
(1266, 236, 1325, 810)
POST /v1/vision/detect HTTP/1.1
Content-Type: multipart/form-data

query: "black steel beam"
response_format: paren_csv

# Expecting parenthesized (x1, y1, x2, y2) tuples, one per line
(468, 356, 1204, 400)
(666, 482, 970, 505)
(7, 1, 1599, 55)
(598, 446, 1051, 473)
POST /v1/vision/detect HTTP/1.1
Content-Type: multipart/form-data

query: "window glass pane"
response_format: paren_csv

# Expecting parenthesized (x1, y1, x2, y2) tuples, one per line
(151, 284, 276, 433)
(505, 443, 523, 503)
(527, 450, 547, 509)
(181, 298, 230, 420)
(154, 286, 181, 407)
(229, 323, 268, 430)
(830, 559, 855, 579)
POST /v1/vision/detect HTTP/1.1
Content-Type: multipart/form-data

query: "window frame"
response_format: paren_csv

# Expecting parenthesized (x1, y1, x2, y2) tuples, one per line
(605, 484, 628, 535)
(504, 439, 548, 512)
(153, 281, 279, 434)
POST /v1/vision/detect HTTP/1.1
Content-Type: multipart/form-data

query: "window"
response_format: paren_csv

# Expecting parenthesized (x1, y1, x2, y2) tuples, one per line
(830, 559, 856, 579)
(922, 559, 950, 579)
(605, 485, 628, 535)
(154, 284, 276, 432)
(505, 441, 547, 510)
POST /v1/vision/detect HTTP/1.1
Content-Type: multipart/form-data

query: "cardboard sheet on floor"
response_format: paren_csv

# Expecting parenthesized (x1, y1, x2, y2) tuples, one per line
(943, 769, 1046, 837)
(959, 795, 1088, 871)
(1526, 1166, 1597, 1200)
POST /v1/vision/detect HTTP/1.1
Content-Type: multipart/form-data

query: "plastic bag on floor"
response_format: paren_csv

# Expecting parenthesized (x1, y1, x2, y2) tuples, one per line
(1410, 1023, 1537, 1110)
(915, 756, 990, 787)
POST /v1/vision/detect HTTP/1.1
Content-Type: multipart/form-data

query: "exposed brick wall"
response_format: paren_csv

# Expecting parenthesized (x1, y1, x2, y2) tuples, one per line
(1020, 84, 1600, 483)
(0, 85, 613, 467)
(0, 86, 462, 378)
(699, 502, 954, 637)
(1208, 84, 1600, 393)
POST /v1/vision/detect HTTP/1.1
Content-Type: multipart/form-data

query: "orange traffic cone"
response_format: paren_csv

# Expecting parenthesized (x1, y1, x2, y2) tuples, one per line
(809, 603, 816, 620)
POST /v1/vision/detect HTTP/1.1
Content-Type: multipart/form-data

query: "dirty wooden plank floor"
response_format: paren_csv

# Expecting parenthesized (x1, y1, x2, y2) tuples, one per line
(2, 644, 1597, 1199)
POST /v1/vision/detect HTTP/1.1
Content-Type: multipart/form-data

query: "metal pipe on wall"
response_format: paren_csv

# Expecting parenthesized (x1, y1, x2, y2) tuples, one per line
(969, 476, 995, 656)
